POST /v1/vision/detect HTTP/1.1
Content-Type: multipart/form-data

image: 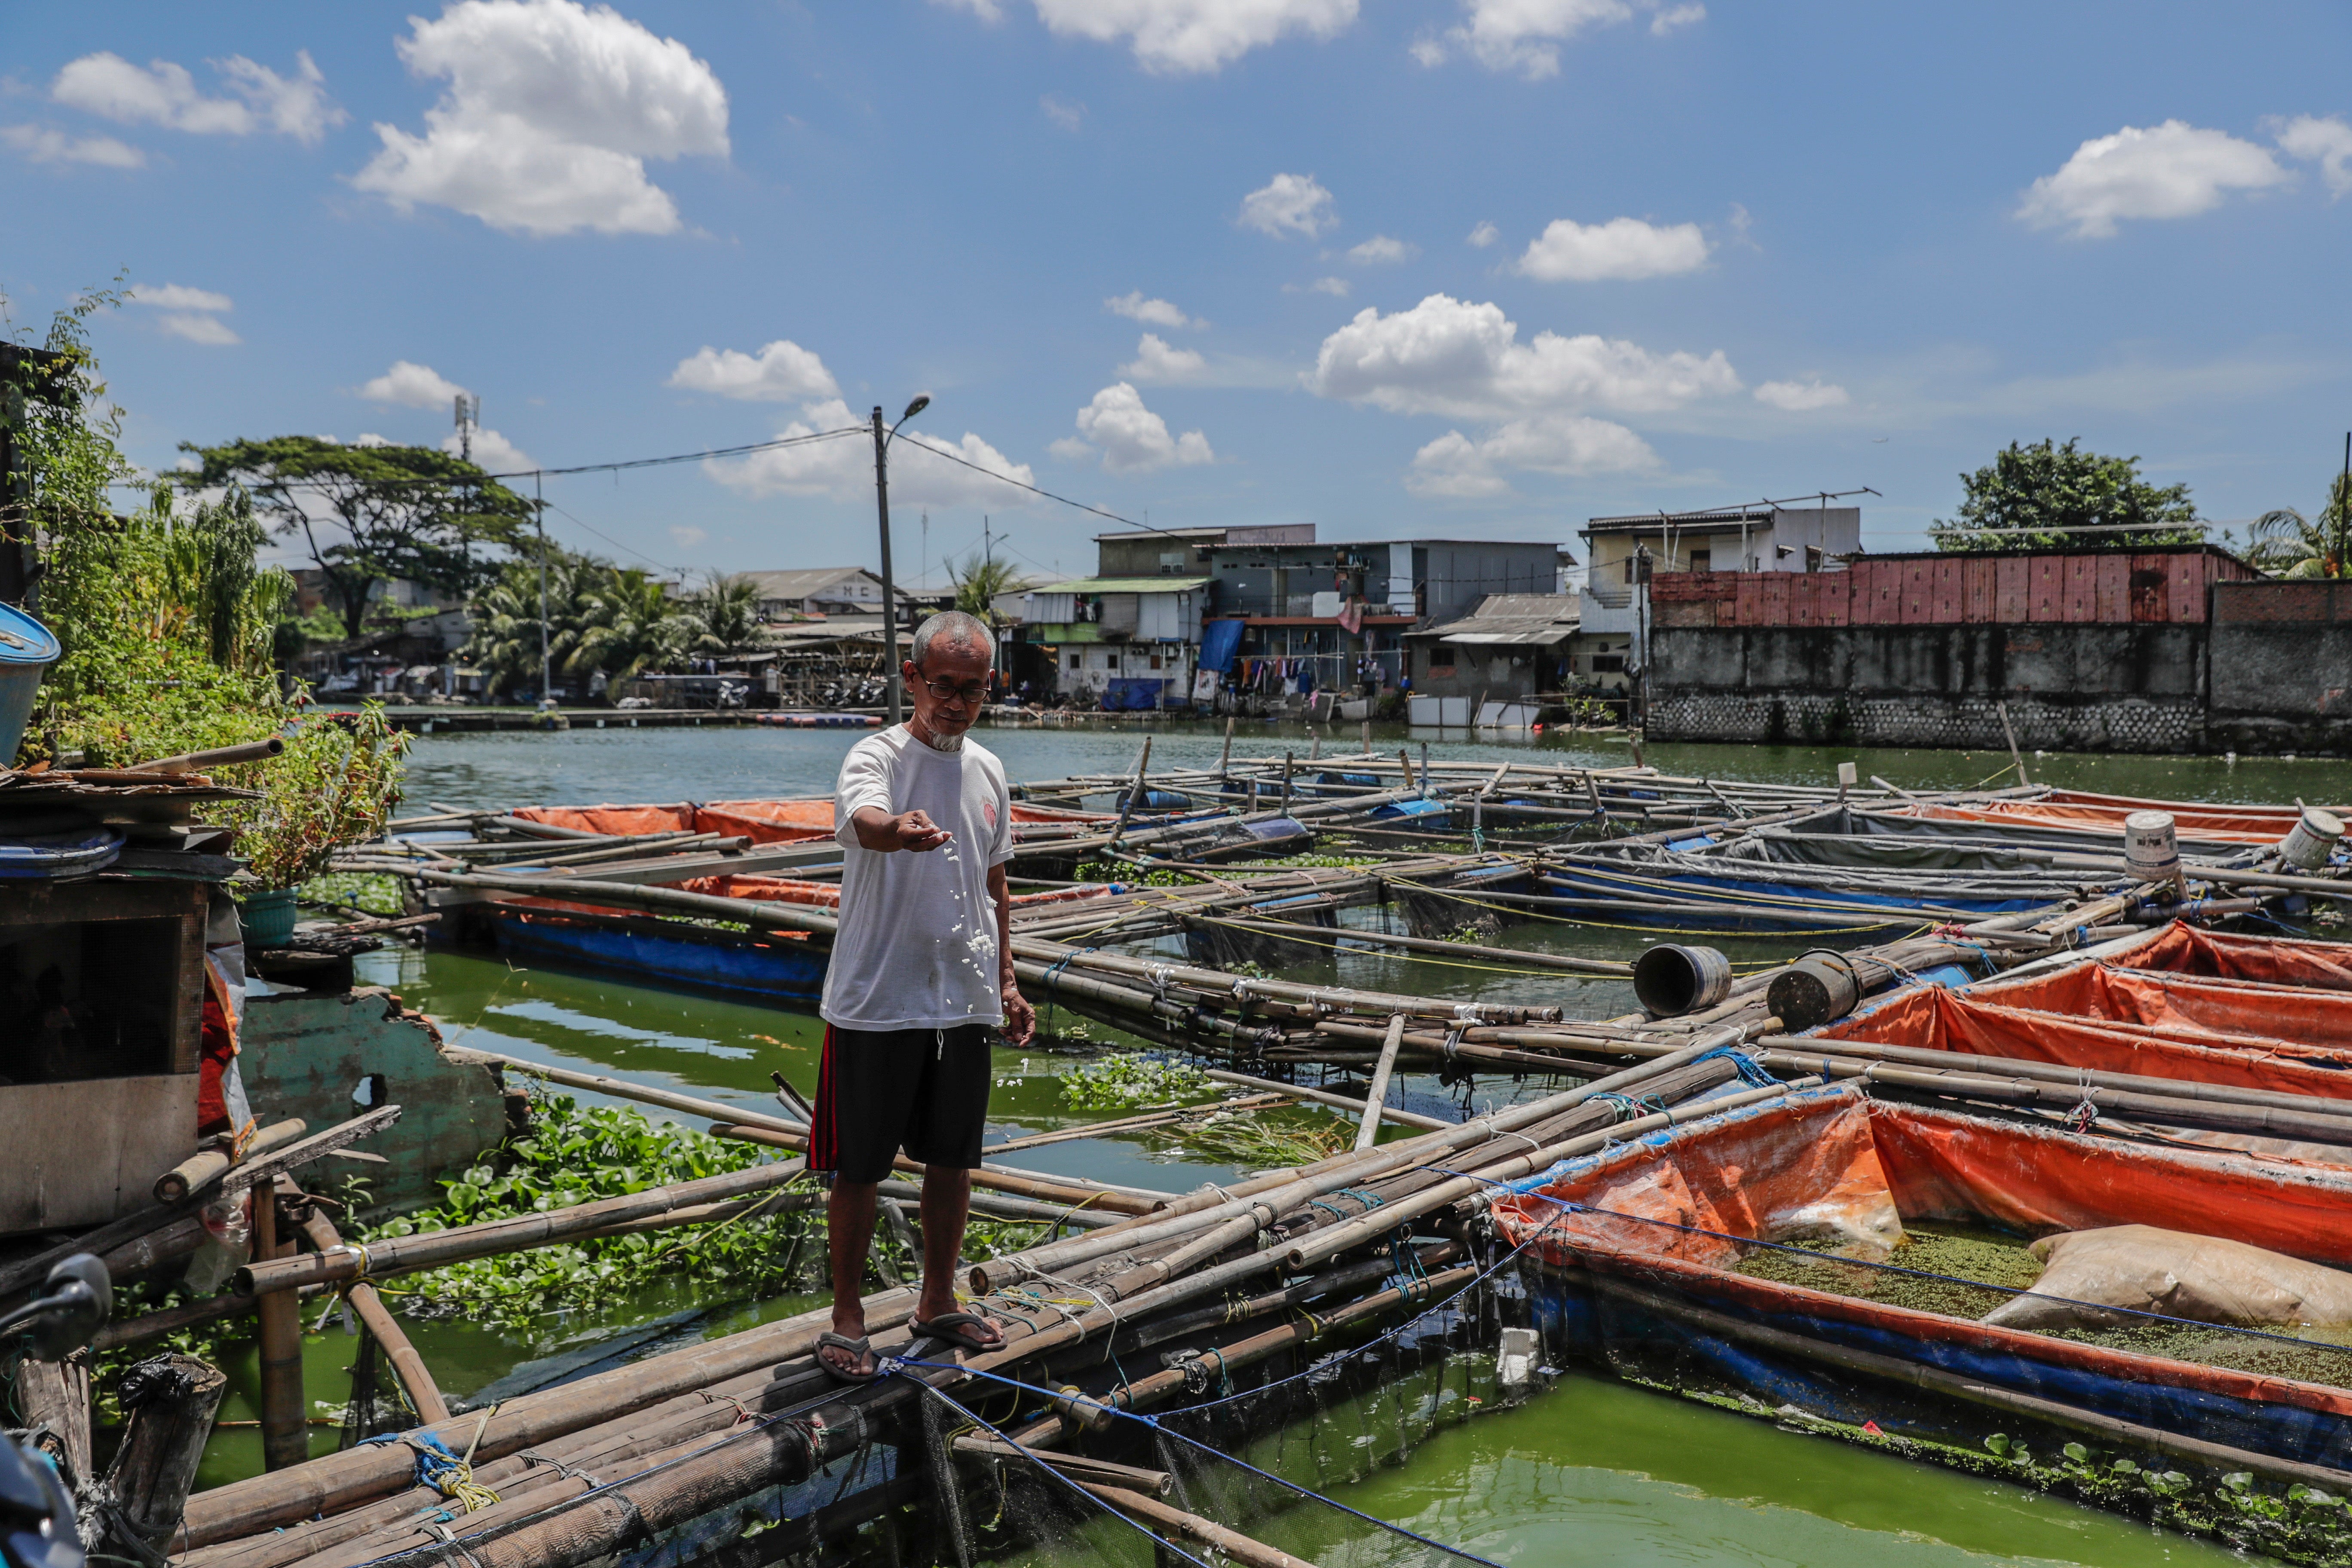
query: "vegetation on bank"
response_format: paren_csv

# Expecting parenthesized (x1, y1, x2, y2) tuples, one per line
(8, 288, 407, 864)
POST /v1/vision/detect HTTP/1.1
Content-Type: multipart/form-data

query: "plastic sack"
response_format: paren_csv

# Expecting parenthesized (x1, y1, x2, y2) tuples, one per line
(1982, 1224, 2352, 1332)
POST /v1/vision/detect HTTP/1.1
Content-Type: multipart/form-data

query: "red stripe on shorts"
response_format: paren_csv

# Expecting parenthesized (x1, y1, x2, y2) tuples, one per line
(809, 1024, 839, 1172)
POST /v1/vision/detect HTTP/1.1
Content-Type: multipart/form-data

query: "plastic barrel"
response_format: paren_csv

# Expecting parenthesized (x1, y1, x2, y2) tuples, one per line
(0, 604, 60, 766)
(1768, 950, 1862, 1032)
(2279, 807, 2346, 871)
(1632, 943, 1733, 1019)
(2122, 811, 2180, 882)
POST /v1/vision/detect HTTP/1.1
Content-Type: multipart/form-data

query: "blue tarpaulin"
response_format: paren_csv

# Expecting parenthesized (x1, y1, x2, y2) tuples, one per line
(1199, 618, 1243, 674)
(1104, 678, 1165, 710)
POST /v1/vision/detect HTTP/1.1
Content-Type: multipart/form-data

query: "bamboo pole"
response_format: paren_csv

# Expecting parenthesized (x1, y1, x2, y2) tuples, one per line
(710, 1123, 1164, 1214)
(443, 1047, 804, 1133)
(1079, 1484, 1315, 1568)
(153, 1119, 307, 1203)
(1202, 1069, 1450, 1130)
(1354, 1016, 1406, 1152)
(283, 1178, 449, 1424)
(1194, 914, 1632, 975)
(251, 1189, 307, 1472)
(239, 1156, 812, 1296)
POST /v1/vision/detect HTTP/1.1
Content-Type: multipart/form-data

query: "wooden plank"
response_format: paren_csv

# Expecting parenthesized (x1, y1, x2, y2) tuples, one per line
(2095, 554, 2129, 622)
(0, 1075, 199, 1234)
(1995, 556, 2028, 623)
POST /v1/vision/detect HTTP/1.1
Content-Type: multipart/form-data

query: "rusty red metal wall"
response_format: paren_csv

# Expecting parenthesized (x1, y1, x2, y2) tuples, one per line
(1645, 548, 2257, 628)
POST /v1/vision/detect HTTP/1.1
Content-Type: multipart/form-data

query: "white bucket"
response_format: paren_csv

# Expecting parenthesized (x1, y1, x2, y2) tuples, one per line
(2279, 807, 2346, 871)
(2122, 810, 2180, 882)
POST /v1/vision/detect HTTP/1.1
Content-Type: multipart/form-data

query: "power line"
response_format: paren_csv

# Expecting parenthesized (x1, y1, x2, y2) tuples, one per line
(890, 438, 1203, 543)
(538, 497, 689, 576)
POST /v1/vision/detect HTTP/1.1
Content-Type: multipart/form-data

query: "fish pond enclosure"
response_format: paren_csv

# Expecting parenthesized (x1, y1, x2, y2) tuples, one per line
(21, 724, 2352, 1568)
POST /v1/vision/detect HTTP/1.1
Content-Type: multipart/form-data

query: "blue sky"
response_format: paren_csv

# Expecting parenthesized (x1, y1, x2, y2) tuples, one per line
(4, 1, 2348, 587)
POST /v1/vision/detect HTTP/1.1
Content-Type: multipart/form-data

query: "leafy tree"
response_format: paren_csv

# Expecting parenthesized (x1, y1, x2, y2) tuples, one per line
(6, 286, 405, 873)
(2249, 472, 2352, 579)
(570, 568, 692, 690)
(180, 435, 535, 638)
(951, 551, 1031, 623)
(1930, 438, 2201, 552)
(684, 572, 766, 656)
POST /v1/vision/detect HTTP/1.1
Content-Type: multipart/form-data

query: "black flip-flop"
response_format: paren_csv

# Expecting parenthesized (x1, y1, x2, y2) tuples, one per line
(816, 1331, 880, 1383)
(912, 1311, 1007, 1354)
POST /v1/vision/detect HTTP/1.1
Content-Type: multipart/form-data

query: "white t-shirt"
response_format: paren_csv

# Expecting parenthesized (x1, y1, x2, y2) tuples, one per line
(819, 726, 1016, 1031)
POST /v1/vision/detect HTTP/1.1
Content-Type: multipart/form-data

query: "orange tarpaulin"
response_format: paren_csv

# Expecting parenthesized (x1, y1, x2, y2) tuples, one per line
(2101, 922, 2352, 990)
(1818, 983, 2352, 1098)
(1896, 798, 2300, 845)
(510, 796, 1107, 845)
(1972, 961, 2352, 1049)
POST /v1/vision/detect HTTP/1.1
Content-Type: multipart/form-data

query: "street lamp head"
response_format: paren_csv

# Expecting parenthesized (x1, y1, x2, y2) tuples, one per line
(900, 394, 931, 422)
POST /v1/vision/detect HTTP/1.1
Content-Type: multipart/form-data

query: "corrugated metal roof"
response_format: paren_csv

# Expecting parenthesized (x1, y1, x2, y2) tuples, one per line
(1415, 592, 1580, 646)
(1028, 577, 1210, 594)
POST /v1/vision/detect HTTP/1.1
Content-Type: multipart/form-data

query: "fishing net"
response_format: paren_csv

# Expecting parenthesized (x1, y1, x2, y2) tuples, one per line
(337, 1324, 420, 1449)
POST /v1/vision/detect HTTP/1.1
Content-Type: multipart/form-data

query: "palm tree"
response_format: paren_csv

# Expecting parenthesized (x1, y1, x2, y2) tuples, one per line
(464, 551, 603, 699)
(569, 567, 693, 692)
(686, 571, 766, 656)
(951, 551, 1032, 625)
(2249, 472, 2352, 579)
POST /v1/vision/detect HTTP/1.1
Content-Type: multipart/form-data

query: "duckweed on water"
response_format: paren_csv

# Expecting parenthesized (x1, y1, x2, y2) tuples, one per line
(1737, 1224, 2352, 1385)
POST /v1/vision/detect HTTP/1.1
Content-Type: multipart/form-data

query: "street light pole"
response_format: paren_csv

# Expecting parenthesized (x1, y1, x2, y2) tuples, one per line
(870, 395, 929, 728)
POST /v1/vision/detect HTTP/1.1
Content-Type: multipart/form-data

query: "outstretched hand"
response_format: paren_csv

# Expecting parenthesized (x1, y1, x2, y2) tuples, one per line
(854, 806, 952, 853)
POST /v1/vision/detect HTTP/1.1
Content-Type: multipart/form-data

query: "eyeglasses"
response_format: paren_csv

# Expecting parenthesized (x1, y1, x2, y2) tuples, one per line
(919, 677, 992, 705)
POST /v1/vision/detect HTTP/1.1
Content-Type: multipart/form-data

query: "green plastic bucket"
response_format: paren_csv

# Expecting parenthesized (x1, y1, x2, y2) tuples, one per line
(238, 887, 299, 949)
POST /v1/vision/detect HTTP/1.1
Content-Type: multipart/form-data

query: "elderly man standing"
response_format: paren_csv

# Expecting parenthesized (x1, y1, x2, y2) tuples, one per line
(813, 609, 1036, 1381)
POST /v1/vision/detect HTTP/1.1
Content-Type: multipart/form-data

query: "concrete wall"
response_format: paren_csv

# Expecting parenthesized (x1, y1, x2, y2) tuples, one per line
(1647, 622, 2208, 752)
(1646, 579, 2352, 755)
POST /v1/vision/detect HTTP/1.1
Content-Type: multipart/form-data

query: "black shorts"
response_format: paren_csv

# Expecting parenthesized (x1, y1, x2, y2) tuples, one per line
(809, 1022, 993, 1184)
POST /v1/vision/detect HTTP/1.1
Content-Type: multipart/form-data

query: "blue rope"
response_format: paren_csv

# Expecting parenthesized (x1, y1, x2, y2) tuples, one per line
(885, 1355, 1519, 1568)
(1688, 1045, 1779, 1090)
(909, 1379, 1219, 1568)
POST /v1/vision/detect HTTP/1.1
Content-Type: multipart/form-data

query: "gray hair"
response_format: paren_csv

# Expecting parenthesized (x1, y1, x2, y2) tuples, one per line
(910, 609, 995, 669)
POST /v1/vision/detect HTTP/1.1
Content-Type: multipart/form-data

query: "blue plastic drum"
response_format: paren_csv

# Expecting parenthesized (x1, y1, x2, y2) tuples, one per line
(0, 603, 59, 766)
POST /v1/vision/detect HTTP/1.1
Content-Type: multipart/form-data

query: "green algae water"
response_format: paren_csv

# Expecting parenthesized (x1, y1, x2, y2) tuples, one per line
(190, 724, 2337, 1560)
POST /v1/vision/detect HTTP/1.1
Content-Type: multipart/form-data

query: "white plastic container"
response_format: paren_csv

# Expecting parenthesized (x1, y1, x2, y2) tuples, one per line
(2279, 807, 2346, 871)
(2122, 810, 2180, 882)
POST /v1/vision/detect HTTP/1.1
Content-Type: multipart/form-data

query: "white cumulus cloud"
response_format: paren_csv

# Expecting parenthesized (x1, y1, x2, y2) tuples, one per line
(361, 361, 469, 407)
(1239, 172, 1335, 238)
(353, 0, 730, 237)
(1310, 293, 1739, 420)
(51, 49, 345, 142)
(707, 398, 1033, 507)
(1040, 94, 1085, 131)
(668, 524, 709, 548)
(157, 314, 242, 346)
(1753, 379, 1849, 411)
(2017, 120, 2290, 239)
(1516, 216, 1709, 281)
(1466, 220, 1498, 248)
(1406, 414, 1658, 497)
(445, 427, 536, 471)
(131, 283, 234, 312)
(1416, 0, 1698, 74)
(0, 124, 145, 167)
(2275, 113, 2352, 198)
(1120, 334, 1209, 382)
(1106, 291, 1199, 329)
(1302, 276, 1351, 296)
(1345, 234, 1415, 265)
(666, 340, 839, 402)
(129, 283, 239, 345)
(1062, 382, 1214, 471)
(1032, 0, 1357, 75)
